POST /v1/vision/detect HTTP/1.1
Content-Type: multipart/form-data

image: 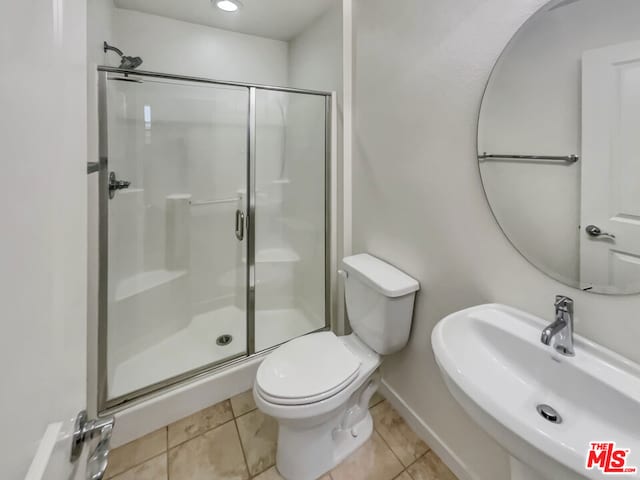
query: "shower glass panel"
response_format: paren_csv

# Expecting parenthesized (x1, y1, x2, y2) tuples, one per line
(103, 74, 249, 402)
(254, 90, 328, 351)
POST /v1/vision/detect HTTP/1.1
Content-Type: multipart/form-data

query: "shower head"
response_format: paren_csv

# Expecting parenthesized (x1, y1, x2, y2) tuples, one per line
(119, 56, 143, 70)
(103, 41, 143, 70)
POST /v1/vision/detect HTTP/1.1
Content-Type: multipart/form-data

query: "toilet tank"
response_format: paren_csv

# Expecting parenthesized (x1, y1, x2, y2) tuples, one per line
(342, 254, 420, 355)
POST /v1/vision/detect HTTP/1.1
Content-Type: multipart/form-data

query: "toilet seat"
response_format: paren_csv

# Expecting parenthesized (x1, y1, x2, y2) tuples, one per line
(256, 331, 361, 406)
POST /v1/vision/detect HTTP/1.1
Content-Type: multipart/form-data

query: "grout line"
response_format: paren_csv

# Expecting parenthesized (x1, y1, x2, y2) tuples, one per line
(166, 427, 170, 480)
(372, 402, 432, 476)
(402, 451, 429, 480)
(368, 402, 409, 480)
(233, 416, 252, 478)
(407, 450, 429, 469)
(370, 395, 386, 409)
(373, 419, 405, 468)
(235, 406, 258, 421)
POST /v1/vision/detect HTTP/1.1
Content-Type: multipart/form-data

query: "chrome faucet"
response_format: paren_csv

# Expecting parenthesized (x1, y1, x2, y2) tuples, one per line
(540, 295, 574, 356)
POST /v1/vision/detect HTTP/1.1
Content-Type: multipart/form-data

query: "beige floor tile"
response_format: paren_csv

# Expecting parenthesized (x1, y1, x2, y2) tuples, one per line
(236, 409, 279, 476)
(372, 401, 428, 467)
(230, 389, 257, 417)
(393, 473, 412, 480)
(252, 466, 332, 480)
(105, 428, 167, 478)
(168, 400, 233, 447)
(406, 451, 457, 480)
(252, 466, 284, 480)
(330, 431, 404, 480)
(369, 391, 385, 408)
(109, 454, 167, 480)
(168, 421, 249, 480)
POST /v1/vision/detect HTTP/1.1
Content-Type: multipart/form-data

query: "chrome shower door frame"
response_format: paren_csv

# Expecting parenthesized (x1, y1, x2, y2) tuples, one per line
(95, 67, 333, 413)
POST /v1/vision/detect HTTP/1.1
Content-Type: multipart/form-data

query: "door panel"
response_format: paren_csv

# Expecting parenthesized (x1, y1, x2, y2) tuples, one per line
(102, 75, 249, 404)
(253, 89, 329, 351)
(26, 421, 86, 480)
(0, 0, 88, 478)
(580, 40, 640, 292)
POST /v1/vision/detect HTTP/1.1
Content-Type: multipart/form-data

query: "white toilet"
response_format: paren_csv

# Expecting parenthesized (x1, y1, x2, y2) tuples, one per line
(253, 253, 420, 480)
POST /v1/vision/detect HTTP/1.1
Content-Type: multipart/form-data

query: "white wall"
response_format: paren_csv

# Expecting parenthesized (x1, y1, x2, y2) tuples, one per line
(352, 1, 640, 479)
(112, 8, 289, 85)
(0, 0, 87, 478)
(289, 0, 342, 94)
(479, 0, 640, 286)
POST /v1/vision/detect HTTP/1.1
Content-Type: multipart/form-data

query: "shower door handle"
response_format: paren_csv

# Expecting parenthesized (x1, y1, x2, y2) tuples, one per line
(235, 209, 245, 241)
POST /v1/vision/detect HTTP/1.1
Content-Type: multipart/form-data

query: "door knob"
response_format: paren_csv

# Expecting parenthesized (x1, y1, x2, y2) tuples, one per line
(585, 225, 616, 239)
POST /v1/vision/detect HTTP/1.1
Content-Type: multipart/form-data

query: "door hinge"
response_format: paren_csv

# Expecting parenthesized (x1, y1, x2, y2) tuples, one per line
(70, 410, 115, 480)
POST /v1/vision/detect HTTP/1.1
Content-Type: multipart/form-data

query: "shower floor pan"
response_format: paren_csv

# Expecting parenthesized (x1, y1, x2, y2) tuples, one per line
(109, 306, 319, 399)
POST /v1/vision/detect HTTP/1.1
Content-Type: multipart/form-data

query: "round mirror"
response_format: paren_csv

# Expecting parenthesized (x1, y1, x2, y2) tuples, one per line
(478, 0, 640, 294)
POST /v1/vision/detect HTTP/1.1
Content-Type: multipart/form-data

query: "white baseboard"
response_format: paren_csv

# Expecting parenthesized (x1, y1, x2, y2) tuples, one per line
(379, 379, 480, 480)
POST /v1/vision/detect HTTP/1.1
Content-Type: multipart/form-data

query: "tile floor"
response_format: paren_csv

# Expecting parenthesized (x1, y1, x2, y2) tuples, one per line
(105, 390, 458, 480)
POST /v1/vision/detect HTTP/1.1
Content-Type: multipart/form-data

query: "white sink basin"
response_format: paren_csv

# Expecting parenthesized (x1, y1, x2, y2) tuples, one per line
(432, 304, 640, 480)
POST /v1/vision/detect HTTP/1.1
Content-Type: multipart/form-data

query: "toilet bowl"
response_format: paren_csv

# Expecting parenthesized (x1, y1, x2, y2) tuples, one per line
(253, 253, 420, 480)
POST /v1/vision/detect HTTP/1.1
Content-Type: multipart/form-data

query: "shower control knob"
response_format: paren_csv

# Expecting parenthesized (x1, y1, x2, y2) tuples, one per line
(108, 171, 131, 199)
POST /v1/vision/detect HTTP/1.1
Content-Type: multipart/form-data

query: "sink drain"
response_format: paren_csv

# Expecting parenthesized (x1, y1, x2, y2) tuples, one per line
(536, 404, 562, 424)
(216, 334, 233, 346)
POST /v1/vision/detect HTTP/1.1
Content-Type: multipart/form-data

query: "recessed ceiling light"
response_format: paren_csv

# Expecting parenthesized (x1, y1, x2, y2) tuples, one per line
(215, 0, 242, 12)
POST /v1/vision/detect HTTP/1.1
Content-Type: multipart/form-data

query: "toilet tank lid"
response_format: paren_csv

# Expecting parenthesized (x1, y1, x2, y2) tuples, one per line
(342, 254, 420, 297)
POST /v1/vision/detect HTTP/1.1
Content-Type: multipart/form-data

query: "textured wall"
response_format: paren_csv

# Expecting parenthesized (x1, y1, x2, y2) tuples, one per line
(352, 1, 640, 479)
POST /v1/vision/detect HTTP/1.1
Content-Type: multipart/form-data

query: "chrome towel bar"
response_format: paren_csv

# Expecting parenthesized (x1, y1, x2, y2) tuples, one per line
(478, 152, 579, 163)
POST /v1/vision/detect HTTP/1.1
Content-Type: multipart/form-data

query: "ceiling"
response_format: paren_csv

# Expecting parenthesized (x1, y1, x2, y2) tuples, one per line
(113, 0, 336, 41)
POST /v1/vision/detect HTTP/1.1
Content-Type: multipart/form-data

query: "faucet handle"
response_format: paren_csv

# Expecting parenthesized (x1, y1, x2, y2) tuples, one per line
(554, 295, 573, 311)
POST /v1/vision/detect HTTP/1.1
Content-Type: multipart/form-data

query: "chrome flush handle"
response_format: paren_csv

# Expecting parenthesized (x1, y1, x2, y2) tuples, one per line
(585, 225, 616, 239)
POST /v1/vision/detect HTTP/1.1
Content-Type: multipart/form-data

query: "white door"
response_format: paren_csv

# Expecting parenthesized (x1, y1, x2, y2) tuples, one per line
(25, 423, 87, 480)
(0, 1, 107, 479)
(580, 40, 640, 293)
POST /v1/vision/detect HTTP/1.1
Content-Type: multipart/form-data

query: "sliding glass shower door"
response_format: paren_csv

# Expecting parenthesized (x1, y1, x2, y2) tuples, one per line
(97, 69, 330, 410)
(102, 74, 249, 403)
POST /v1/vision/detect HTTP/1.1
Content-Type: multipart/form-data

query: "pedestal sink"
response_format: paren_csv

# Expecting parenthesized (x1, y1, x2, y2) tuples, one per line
(432, 304, 640, 480)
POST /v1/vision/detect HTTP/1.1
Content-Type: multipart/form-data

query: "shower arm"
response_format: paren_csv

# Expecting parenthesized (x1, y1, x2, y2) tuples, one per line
(103, 41, 124, 58)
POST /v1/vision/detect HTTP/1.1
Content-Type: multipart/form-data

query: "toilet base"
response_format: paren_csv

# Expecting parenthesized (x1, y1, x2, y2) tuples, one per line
(276, 409, 374, 480)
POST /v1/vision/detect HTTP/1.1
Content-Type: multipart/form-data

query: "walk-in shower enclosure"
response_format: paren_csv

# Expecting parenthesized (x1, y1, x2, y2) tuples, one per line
(96, 67, 331, 411)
